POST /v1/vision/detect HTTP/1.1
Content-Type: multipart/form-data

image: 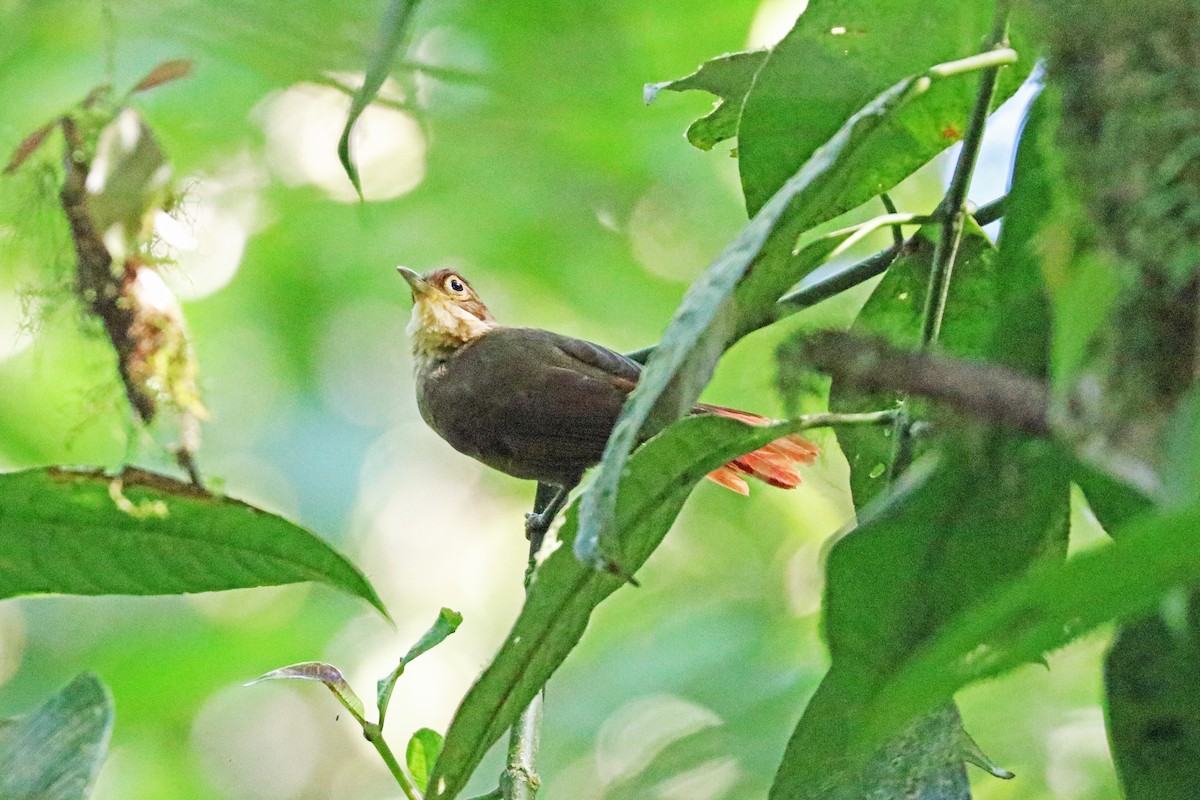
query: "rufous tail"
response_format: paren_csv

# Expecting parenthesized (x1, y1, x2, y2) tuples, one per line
(695, 404, 819, 496)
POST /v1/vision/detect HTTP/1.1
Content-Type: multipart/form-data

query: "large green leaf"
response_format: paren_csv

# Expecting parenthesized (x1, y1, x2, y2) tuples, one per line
(738, 1, 1031, 214)
(429, 414, 821, 800)
(0, 673, 114, 800)
(861, 507, 1200, 746)
(827, 221, 999, 509)
(579, 53, 1014, 569)
(0, 467, 387, 617)
(769, 436, 1070, 798)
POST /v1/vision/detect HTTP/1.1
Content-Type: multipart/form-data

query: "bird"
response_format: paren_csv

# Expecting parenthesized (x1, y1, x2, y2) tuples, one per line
(397, 266, 819, 543)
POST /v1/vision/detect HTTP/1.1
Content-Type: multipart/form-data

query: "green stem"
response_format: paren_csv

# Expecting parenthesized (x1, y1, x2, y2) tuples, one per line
(879, 193, 904, 248)
(364, 722, 422, 800)
(920, 9, 1010, 349)
(794, 409, 901, 429)
(502, 501, 548, 799)
(502, 695, 543, 800)
(626, 198, 1010, 365)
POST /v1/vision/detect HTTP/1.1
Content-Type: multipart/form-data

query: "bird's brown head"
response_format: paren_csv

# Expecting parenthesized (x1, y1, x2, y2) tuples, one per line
(397, 267, 498, 358)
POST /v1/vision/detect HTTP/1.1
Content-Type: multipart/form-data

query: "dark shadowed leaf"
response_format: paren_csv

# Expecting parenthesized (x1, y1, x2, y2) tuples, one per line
(774, 702, 987, 800)
(644, 49, 768, 151)
(0, 674, 113, 800)
(769, 436, 1069, 797)
(738, 1, 1031, 214)
(431, 414, 823, 800)
(864, 507, 1200, 746)
(580, 54, 1014, 569)
(1074, 462, 1154, 535)
(407, 728, 444, 794)
(0, 467, 388, 618)
(1106, 597, 1200, 800)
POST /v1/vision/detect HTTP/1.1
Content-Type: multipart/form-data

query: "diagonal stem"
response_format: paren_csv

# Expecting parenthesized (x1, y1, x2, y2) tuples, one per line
(920, 3, 1012, 349)
(501, 488, 552, 800)
(893, 1, 1012, 474)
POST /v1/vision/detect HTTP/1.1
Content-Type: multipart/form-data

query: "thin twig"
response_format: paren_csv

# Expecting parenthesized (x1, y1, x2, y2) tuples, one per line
(790, 409, 902, 430)
(890, 1, 1012, 474)
(920, 4, 1012, 349)
(798, 331, 1050, 435)
(624, 193, 1010, 364)
(502, 492, 550, 800)
(880, 193, 904, 248)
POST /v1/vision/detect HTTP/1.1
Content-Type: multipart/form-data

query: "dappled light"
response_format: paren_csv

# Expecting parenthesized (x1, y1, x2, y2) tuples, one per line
(256, 77, 426, 202)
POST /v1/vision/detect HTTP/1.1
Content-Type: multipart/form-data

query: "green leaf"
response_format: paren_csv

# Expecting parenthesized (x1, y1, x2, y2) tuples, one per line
(775, 701, 977, 800)
(406, 728, 444, 794)
(737, 1, 1032, 214)
(863, 506, 1200, 747)
(770, 436, 1070, 797)
(249, 662, 367, 723)
(579, 55, 1012, 568)
(398, 607, 464, 667)
(986, 89, 1057, 378)
(0, 673, 114, 800)
(376, 607, 463, 724)
(1164, 387, 1200, 509)
(827, 221, 1000, 509)
(644, 49, 768, 151)
(1020, 87, 1123, 422)
(338, 0, 421, 200)
(1106, 597, 1200, 800)
(0, 467, 388, 618)
(1074, 461, 1155, 535)
(431, 414, 818, 800)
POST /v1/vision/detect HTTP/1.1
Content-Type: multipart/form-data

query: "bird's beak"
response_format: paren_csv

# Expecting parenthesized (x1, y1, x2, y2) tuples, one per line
(396, 266, 432, 298)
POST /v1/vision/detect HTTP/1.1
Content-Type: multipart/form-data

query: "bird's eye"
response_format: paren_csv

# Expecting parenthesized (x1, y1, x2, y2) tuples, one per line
(447, 277, 465, 293)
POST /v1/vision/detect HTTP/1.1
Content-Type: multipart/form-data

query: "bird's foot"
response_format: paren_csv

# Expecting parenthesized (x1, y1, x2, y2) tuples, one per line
(524, 510, 551, 540)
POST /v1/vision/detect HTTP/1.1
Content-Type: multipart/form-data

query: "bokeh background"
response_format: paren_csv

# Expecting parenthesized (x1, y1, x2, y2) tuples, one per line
(0, 1, 1117, 798)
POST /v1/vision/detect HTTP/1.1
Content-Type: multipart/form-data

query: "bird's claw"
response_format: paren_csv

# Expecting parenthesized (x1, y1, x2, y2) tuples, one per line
(524, 510, 550, 538)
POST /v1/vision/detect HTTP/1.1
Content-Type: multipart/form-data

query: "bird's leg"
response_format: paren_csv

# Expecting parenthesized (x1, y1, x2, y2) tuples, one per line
(524, 481, 573, 554)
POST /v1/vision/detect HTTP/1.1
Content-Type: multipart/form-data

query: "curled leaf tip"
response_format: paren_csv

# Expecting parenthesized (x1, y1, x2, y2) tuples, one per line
(643, 82, 668, 104)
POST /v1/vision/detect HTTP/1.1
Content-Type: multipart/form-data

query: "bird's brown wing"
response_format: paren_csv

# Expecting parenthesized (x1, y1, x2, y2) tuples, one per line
(428, 327, 640, 485)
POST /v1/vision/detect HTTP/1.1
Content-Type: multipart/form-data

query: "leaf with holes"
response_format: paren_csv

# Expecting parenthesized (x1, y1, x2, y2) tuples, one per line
(645, 49, 767, 151)
(738, 0, 1032, 214)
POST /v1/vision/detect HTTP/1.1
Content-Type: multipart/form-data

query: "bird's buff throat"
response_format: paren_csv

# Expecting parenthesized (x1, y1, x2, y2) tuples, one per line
(406, 296, 496, 360)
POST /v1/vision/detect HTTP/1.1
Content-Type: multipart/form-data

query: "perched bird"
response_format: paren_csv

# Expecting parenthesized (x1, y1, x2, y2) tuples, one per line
(397, 267, 819, 539)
